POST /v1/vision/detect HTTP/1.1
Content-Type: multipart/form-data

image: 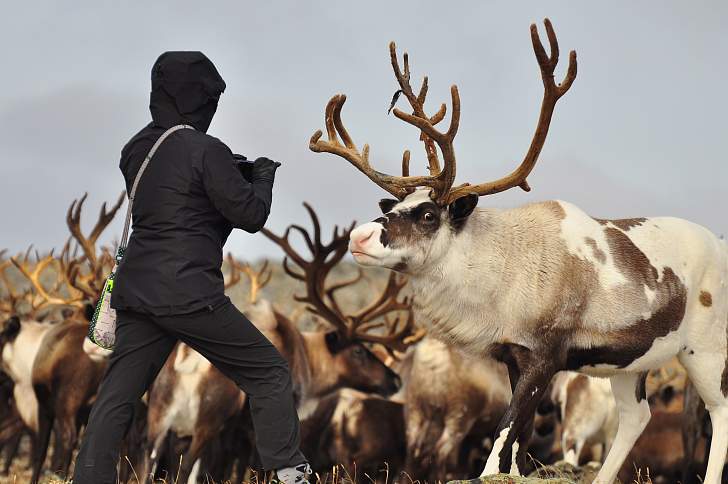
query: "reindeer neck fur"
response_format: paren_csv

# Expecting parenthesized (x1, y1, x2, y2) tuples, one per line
(268, 310, 313, 409)
(300, 332, 338, 399)
(408, 200, 582, 354)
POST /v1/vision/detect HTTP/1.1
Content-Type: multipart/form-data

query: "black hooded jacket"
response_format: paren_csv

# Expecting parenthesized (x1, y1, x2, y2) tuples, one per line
(111, 52, 273, 315)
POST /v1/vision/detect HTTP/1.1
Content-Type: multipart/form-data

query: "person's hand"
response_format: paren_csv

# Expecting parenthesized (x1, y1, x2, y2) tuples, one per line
(252, 157, 281, 183)
(233, 154, 254, 182)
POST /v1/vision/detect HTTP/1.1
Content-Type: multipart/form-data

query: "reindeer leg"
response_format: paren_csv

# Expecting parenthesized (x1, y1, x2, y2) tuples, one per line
(51, 411, 78, 478)
(30, 406, 53, 484)
(177, 428, 215, 484)
(592, 373, 650, 484)
(2, 431, 22, 475)
(479, 347, 556, 478)
(679, 340, 728, 484)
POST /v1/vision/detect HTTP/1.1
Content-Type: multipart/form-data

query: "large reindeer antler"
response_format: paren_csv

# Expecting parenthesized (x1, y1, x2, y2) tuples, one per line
(310, 18, 577, 205)
(63, 192, 124, 298)
(262, 203, 418, 353)
(9, 246, 85, 316)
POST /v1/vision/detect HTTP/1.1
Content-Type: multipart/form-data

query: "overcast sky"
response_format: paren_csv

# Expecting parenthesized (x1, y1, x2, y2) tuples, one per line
(1, 1, 726, 261)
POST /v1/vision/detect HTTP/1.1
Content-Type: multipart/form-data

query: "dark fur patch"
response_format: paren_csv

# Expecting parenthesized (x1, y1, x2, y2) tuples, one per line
(593, 218, 647, 231)
(604, 228, 659, 289)
(544, 200, 567, 220)
(448, 193, 478, 232)
(584, 237, 606, 264)
(564, 374, 589, 419)
(699, 291, 712, 307)
(392, 261, 408, 272)
(379, 199, 398, 214)
(611, 218, 647, 231)
(635, 372, 648, 402)
(566, 230, 687, 370)
(378, 202, 441, 248)
(0, 317, 21, 346)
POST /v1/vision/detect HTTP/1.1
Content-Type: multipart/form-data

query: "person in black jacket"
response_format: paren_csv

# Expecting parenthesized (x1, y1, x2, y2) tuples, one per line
(72, 51, 310, 484)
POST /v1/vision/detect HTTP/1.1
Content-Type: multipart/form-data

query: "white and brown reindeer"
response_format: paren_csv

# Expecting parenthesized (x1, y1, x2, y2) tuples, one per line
(307, 18, 728, 484)
(550, 372, 618, 467)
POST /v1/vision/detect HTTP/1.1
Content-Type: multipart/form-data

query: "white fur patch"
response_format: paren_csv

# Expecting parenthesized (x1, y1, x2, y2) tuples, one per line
(481, 422, 513, 476)
(389, 188, 433, 213)
(1, 320, 53, 431)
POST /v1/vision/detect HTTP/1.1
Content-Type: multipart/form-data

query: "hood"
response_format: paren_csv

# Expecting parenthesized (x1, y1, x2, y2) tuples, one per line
(149, 51, 226, 132)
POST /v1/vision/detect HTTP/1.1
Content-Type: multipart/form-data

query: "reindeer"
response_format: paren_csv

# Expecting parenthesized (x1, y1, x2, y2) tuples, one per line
(404, 337, 511, 481)
(300, 388, 406, 483)
(307, 18, 728, 484)
(550, 372, 617, 467)
(4, 193, 123, 482)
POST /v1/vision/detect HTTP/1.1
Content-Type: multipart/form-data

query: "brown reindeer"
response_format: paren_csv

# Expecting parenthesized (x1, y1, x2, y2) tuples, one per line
(12, 193, 123, 483)
(300, 388, 406, 483)
(404, 337, 511, 482)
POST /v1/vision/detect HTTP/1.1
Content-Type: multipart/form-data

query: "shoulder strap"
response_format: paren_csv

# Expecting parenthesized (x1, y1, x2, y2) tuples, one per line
(117, 124, 194, 260)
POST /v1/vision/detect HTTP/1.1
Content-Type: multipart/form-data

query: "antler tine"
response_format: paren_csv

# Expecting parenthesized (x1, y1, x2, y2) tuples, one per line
(0, 259, 21, 313)
(257, 260, 273, 290)
(302, 202, 323, 251)
(67, 194, 94, 265)
(88, 191, 125, 247)
(353, 272, 409, 323)
(224, 253, 242, 290)
(446, 18, 577, 203)
(260, 226, 310, 271)
(343, 272, 419, 354)
(324, 267, 365, 320)
(356, 307, 417, 355)
(66, 192, 125, 270)
(231, 258, 273, 304)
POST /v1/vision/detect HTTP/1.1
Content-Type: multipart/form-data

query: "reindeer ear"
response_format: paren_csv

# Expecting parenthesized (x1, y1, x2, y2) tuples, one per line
(83, 303, 95, 322)
(378, 198, 398, 214)
(325, 330, 346, 354)
(0, 316, 21, 343)
(448, 193, 479, 223)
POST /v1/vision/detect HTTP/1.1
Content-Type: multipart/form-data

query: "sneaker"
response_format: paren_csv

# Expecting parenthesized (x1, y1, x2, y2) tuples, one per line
(275, 462, 312, 484)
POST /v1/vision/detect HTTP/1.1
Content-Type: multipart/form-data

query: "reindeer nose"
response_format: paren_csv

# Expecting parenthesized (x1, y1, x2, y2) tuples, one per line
(350, 228, 375, 251)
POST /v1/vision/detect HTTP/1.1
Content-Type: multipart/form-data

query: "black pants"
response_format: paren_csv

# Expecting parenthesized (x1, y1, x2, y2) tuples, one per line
(73, 300, 305, 484)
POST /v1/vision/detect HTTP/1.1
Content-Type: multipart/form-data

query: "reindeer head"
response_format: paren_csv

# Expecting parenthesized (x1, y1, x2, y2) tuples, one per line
(262, 203, 422, 397)
(309, 19, 577, 273)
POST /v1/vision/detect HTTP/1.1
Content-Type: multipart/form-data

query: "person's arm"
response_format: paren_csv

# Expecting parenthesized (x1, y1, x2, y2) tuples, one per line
(201, 141, 279, 233)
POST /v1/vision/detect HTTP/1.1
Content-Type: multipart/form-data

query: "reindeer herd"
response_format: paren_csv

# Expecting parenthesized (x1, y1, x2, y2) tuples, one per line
(0, 17, 726, 484)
